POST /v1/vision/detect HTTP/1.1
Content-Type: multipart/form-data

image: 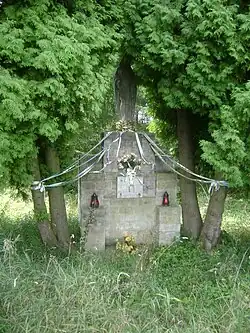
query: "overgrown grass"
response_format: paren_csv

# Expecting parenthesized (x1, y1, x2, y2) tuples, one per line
(0, 191, 249, 333)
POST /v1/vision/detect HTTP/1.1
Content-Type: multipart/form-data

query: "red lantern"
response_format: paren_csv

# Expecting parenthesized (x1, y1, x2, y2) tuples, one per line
(90, 193, 99, 208)
(162, 191, 169, 206)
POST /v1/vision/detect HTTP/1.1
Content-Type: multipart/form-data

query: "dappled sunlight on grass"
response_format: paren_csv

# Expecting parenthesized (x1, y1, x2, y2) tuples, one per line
(0, 190, 78, 220)
(198, 192, 250, 237)
(223, 197, 249, 232)
(0, 190, 33, 218)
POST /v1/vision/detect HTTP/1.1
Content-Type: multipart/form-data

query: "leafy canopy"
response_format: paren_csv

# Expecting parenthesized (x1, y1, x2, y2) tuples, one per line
(122, 0, 250, 187)
(0, 0, 119, 189)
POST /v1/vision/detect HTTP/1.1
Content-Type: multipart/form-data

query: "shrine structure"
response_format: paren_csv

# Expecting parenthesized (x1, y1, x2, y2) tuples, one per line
(78, 130, 181, 250)
(32, 60, 228, 252)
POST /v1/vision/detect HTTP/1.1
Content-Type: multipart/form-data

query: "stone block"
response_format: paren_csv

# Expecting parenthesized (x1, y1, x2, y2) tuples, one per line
(156, 173, 178, 205)
(157, 205, 181, 246)
(159, 223, 181, 233)
(156, 205, 181, 225)
(81, 206, 106, 251)
(141, 135, 155, 160)
(158, 231, 180, 246)
(143, 174, 156, 197)
(156, 173, 178, 190)
(104, 197, 156, 245)
(85, 223, 105, 251)
(79, 131, 180, 250)
(80, 173, 113, 207)
(80, 206, 106, 227)
(103, 184, 116, 199)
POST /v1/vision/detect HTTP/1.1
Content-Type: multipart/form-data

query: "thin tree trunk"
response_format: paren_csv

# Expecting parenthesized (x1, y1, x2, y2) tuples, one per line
(31, 156, 58, 247)
(201, 181, 227, 251)
(114, 58, 137, 121)
(45, 144, 70, 248)
(177, 109, 203, 239)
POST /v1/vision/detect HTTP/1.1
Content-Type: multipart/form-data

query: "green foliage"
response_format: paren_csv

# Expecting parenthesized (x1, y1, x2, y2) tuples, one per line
(148, 118, 178, 155)
(34, 210, 50, 222)
(201, 82, 250, 187)
(121, 0, 250, 187)
(0, 0, 119, 190)
(130, 0, 241, 107)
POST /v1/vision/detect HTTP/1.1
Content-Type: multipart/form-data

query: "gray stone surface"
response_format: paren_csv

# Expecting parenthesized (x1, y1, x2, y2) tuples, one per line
(156, 173, 178, 206)
(79, 131, 181, 250)
(85, 223, 105, 251)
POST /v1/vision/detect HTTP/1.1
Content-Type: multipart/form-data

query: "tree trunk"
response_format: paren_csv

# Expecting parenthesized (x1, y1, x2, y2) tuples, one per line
(45, 144, 70, 248)
(201, 182, 227, 251)
(114, 58, 137, 121)
(177, 109, 203, 239)
(31, 156, 58, 247)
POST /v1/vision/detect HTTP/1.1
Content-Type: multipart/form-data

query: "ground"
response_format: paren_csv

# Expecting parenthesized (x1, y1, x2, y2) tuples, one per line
(0, 190, 249, 333)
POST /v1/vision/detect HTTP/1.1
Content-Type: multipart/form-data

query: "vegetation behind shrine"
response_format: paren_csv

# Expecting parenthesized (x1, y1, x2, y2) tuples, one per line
(0, 1, 249, 331)
(0, 191, 249, 333)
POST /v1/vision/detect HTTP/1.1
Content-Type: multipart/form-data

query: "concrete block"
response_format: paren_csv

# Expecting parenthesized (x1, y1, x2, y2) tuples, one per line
(156, 173, 178, 190)
(157, 205, 181, 246)
(104, 198, 156, 245)
(156, 173, 178, 205)
(159, 231, 180, 245)
(143, 174, 156, 197)
(80, 206, 106, 227)
(85, 223, 105, 251)
(79, 131, 180, 250)
(157, 205, 182, 225)
(81, 206, 106, 251)
(159, 223, 181, 233)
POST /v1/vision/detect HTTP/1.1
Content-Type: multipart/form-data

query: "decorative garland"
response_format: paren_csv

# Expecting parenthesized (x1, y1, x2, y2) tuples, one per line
(32, 130, 228, 193)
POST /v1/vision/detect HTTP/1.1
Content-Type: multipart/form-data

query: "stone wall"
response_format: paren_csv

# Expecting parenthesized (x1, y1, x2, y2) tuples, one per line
(79, 131, 181, 250)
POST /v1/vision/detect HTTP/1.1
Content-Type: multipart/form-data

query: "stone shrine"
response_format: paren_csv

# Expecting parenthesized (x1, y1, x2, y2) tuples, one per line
(79, 131, 181, 250)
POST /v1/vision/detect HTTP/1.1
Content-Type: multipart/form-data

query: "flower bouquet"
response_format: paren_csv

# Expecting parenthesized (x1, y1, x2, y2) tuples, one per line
(117, 153, 142, 172)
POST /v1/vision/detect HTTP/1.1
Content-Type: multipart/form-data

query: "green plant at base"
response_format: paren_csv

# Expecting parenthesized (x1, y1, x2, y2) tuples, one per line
(33, 211, 50, 223)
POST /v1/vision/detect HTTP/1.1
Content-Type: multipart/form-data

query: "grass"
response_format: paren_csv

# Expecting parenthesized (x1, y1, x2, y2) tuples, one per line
(0, 191, 249, 333)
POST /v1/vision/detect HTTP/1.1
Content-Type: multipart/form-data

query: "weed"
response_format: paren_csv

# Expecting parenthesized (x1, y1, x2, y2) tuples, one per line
(0, 191, 249, 333)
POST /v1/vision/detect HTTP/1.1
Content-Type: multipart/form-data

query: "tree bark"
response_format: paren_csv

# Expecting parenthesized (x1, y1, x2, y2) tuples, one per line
(45, 144, 70, 248)
(31, 156, 58, 247)
(114, 58, 137, 121)
(201, 182, 227, 251)
(177, 109, 203, 239)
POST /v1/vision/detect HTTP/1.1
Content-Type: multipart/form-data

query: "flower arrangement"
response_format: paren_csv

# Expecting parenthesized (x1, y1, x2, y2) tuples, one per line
(117, 153, 142, 171)
(115, 120, 136, 132)
(116, 233, 137, 254)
